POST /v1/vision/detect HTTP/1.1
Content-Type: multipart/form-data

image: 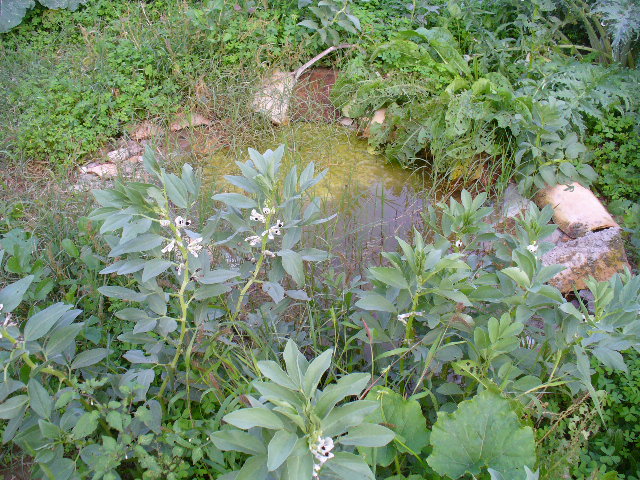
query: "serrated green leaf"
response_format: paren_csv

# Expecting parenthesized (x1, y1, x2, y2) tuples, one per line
(72, 411, 100, 439)
(427, 390, 536, 478)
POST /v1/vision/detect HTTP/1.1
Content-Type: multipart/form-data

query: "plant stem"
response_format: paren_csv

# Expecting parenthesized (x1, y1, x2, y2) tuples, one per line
(157, 232, 191, 400)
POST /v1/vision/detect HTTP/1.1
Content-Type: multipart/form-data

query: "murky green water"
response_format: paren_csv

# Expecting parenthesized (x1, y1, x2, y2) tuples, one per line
(203, 123, 427, 266)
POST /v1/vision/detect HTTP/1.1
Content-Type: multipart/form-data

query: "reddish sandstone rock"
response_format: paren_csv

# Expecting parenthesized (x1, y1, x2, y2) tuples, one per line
(536, 182, 618, 238)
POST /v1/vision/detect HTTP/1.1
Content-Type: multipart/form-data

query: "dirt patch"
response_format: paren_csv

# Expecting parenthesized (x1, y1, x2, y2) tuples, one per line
(290, 68, 340, 123)
(0, 454, 32, 480)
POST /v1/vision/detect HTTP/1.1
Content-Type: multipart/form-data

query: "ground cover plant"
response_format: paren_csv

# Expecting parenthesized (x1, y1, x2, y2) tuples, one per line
(1, 0, 640, 479)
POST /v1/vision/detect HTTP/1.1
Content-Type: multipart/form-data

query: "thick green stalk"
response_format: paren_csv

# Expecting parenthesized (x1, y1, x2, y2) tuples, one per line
(157, 235, 191, 399)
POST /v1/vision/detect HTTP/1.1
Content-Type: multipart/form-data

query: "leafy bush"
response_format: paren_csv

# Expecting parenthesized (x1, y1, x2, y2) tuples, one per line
(0, 0, 90, 33)
(572, 350, 640, 479)
(1, 146, 640, 479)
(587, 112, 640, 202)
(331, 29, 600, 190)
(0, 145, 335, 478)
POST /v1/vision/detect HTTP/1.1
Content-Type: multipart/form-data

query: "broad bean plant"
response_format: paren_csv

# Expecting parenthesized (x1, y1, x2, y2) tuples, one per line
(353, 190, 640, 477)
(0, 145, 342, 479)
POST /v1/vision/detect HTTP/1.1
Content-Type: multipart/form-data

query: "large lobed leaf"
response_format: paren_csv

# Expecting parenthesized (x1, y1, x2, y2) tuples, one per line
(427, 389, 536, 479)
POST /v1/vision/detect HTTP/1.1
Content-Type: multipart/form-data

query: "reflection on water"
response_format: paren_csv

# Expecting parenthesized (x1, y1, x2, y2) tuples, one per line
(203, 123, 427, 268)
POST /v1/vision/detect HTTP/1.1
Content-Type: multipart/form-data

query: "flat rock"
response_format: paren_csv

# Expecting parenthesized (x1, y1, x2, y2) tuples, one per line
(107, 148, 130, 163)
(252, 71, 296, 125)
(338, 117, 354, 127)
(362, 108, 387, 138)
(132, 121, 162, 140)
(502, 184, 534, 218)
(170, 113, 212, 132)
(79, 162, 118, 178)
(541, 227, 630, 292)
(536, 182, 618, 238)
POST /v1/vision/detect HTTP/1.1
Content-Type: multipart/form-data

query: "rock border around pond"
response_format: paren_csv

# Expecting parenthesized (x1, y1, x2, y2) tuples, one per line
(534, 183, 630, 293)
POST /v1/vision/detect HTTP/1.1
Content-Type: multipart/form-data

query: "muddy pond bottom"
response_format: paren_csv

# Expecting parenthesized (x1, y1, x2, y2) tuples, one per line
(203, 124, 427, 268)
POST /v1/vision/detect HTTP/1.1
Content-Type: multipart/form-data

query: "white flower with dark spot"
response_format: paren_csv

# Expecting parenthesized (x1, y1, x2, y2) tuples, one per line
(397, 311, 424, 324)
(310, 434, 335, 477)
(262, 206, 272, 215)
(175, 216, 191, 228)
(269, 226, 281, 236)
(250, 209, 266, 223)
(262, 229, 275, 240)
(527, 241, 538, 253)
(245, 235, 261, 247)
(275, 219, 284, 228)
(455, 240, 463, 248)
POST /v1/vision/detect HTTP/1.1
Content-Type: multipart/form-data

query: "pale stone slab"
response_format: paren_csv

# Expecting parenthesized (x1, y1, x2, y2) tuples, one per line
(252, 71, 296, 125)
(536, 182, 618, 238)
(170, 113, 212, 132)
(362, 108, 387, 138)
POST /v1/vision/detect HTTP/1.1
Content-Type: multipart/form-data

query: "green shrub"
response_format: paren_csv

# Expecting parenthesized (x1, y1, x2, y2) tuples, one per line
(1, 149, 640, 478)
(578, 350, 640, 479)
(587, 112, 640, 202)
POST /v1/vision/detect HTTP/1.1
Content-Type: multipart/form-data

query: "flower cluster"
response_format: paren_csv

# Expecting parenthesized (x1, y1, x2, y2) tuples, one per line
(158, 216, 204, 258)
(245, 206, 284, 247)
(250, 206, 272, 223)
(526, 241, 538, 253)
(520, 335, 536, 349)
(309, 434, 335, 478)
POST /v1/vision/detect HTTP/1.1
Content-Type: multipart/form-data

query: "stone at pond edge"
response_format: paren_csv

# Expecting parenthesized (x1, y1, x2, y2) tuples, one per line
(363, 108, 387, 138)
(252, 71, 296, 125)
(132, 121, 162, 140)
(502, 184, 534, 218)
(541, 227, 630, 292)
(170, 113, 212, 132)
(535, 182, 618, 238)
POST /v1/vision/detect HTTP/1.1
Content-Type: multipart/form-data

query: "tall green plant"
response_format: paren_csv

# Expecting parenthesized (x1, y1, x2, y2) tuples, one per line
(0, 144, 334, 478)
